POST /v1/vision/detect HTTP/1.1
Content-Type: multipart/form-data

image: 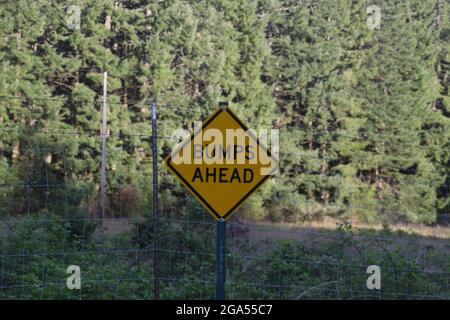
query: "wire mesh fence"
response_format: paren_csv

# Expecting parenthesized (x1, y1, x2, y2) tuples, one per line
(1, 209, 449, 299)
(0, 113, 449, 300)
(0, 0, 449, 300)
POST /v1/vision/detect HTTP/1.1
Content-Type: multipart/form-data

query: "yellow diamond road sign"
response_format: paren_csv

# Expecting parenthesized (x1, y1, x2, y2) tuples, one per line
(164, 106, 278, 221)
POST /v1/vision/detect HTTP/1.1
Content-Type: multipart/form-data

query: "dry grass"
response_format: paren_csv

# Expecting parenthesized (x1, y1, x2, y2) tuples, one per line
(255, 217, 450, 240)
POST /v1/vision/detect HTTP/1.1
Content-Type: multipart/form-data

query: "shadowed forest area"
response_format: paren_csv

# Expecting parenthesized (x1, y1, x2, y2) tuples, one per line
(1, 0, 449, 224)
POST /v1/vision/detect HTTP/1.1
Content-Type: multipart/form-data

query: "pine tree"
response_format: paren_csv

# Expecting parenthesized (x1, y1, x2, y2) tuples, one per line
(0, 0, 448, 223)
(434, 0, 450, 222)
(266, 0, 370, 222)
(351, 0, 444, 223)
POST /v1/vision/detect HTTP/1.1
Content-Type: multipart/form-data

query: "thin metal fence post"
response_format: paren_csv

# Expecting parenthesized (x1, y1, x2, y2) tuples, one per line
(216, 218, 226, 300)
(152, 100, 160, 300)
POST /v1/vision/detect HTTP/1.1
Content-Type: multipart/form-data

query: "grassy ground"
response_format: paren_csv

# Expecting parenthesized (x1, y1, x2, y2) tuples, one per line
(0, 214, 448, 299)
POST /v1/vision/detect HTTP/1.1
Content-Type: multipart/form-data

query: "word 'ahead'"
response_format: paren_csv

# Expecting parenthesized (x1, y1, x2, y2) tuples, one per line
(164, 106, 278, 221)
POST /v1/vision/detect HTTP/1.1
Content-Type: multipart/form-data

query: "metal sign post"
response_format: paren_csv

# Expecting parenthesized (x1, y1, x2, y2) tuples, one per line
(216, 218, 226, 300)
(152, 101, 160, 300)
(164, 102, 278, 300)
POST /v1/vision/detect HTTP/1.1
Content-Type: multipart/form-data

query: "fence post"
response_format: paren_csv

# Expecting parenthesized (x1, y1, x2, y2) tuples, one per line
(152, 100, 160, 300)
(100, 71, 108, 219)
(216, 218, 226, 300)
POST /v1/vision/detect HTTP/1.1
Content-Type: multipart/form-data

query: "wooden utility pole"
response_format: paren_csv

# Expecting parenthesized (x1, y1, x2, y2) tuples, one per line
(100, 72, 108, 218)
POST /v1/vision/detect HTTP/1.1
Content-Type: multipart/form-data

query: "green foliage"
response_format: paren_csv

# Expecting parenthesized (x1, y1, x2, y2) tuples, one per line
(0, 0, 449, 300)
(0, 0, 449, 224)
(1, 211, 448, 299)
